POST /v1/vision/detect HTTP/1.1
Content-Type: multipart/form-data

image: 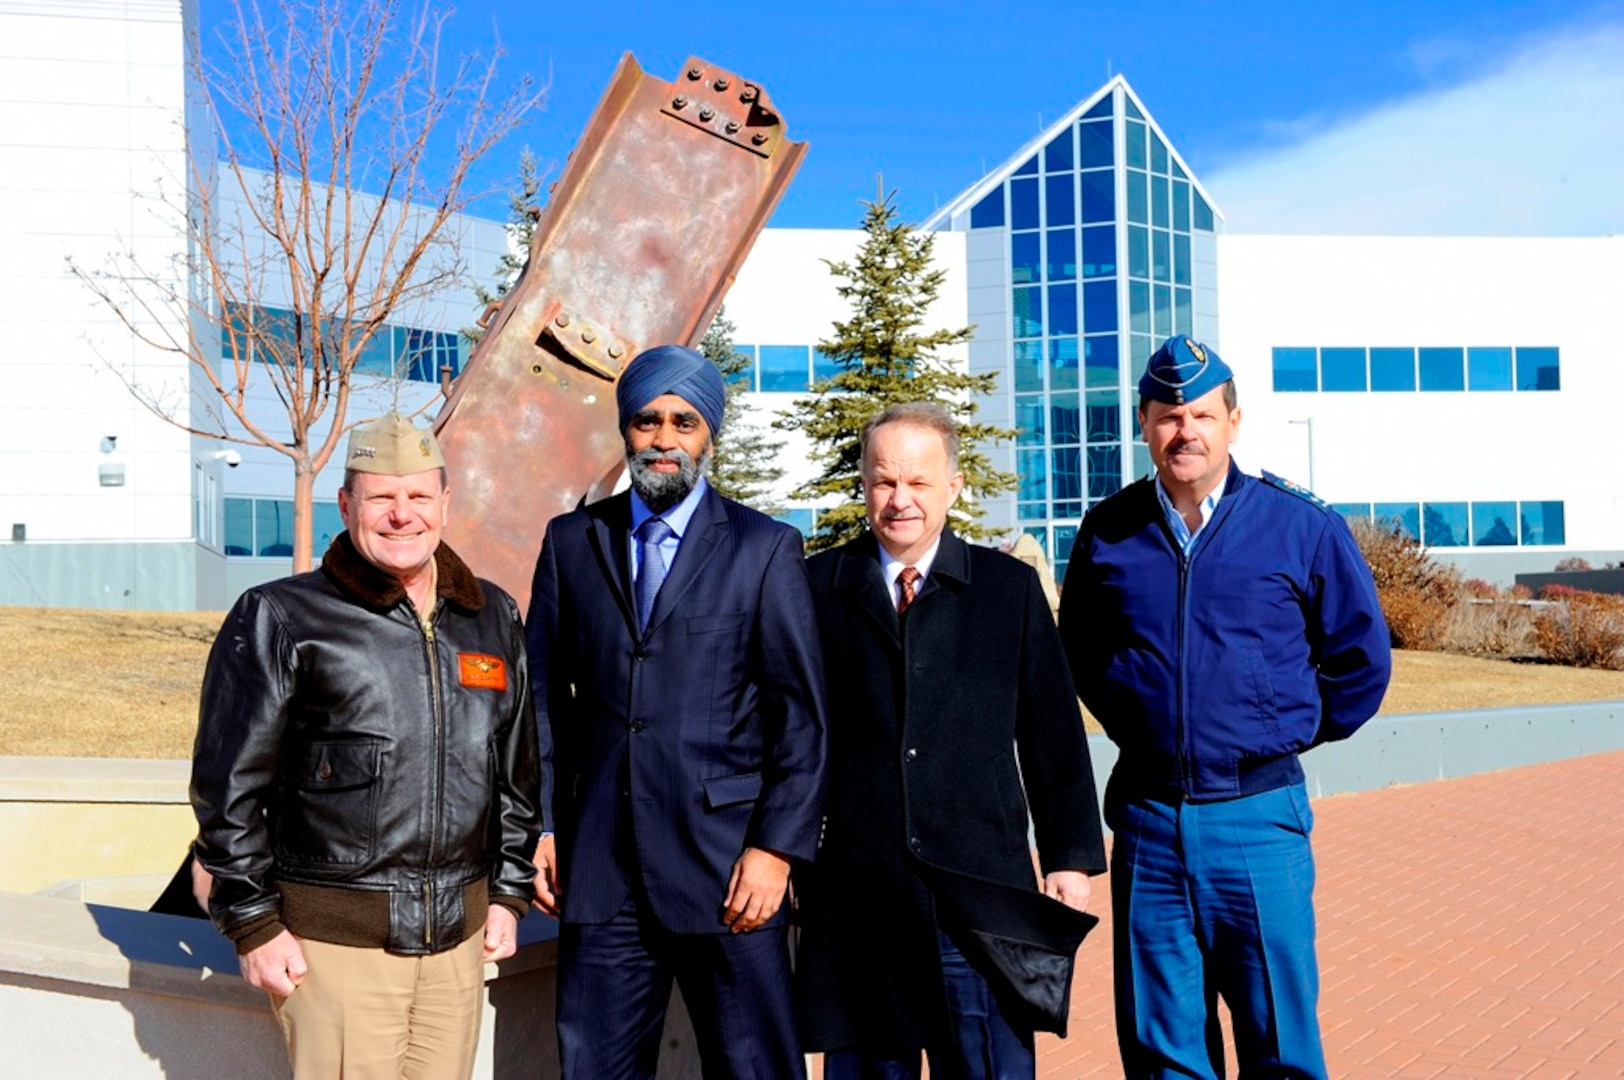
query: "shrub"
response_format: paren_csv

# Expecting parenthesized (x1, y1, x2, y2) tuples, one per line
(1441, 598, 1536, 659)
(1555, 556, 1593, 572)
(1532, 590, 1624, 670)
(1349, 519, 1459, 650)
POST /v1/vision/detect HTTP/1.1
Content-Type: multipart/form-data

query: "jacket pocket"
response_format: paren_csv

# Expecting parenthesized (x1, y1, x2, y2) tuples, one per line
(688, 613, 746, 635)
(702, 771, 762, 810)
(274, 738, 382, 868)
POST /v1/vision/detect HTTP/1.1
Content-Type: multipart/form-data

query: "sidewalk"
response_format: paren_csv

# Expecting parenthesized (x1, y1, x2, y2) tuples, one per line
(1038, 749, 1624, 1078)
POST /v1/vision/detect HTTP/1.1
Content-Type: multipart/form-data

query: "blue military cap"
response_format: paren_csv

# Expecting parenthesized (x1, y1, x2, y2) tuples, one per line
(1138, 336, 1233, 406)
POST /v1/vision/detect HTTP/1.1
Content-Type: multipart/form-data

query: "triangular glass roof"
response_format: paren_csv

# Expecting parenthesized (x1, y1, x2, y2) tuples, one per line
(922, 75, 1225, 233)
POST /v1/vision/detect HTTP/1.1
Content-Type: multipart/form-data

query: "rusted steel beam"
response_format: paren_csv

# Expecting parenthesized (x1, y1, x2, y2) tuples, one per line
(434, 53, 805, 608)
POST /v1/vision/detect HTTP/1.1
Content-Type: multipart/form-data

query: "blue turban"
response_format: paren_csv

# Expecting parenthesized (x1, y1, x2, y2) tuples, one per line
(1138, 336, 1234, 406)
(615, 344, 725, 437)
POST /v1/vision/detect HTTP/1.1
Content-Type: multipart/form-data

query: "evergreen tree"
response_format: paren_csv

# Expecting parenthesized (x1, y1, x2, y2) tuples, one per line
(464, 149, 543, 343)
(700, 307, 786, 513)
(777, 185, 1016, 552)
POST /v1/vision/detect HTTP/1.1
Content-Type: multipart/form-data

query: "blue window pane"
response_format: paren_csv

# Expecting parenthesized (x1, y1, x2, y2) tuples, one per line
(1088, 444, 1122, 498)
(1152, 230, 1170, 282)
(1321, 348, 1367, 392)
(1055, 500, 1084, 520)
(1081, 225, 1115, 278)
(354, 327, 393, 375)
(1419, 347, 1464, 391)
(1046, 228, 1077, 281)
(1045, 174, 1075, 227)
(1078, 121, 1112, 168)
(1048, 283, 1078, 336)
(1422, 502, 1468, 547)
(313, 501, 344, 553)
(1370, 347, 1416, 391)
(970, 187, 1005, 228)
(1012, 232, 1041, 284)
(1172, 179, 1190, 231)
(1129, 280, 1150, 333)
(1086, 388, 1120, 442)
(1080, 171, 1115, 224)
(1126, 170, 1147, 225)
(1125, 119, 1146, 169)
(1084, 334, 1118, 389)
(1468, 347, 1513, 391)
(1151, 175, 1170, 228)
(1123, 95, 1143, 121)
(1084, 96, 1113, 120)
(1015, 395, 1045, 445)
(1174, 288, 1192, 336)
(1014, 155, 1038, 176)
(1083, 280, 1118, 333)
(1013, 340, 1043, 392)
(1516, 347, 1560, 391)
(1018, 502, 1047, 521)
(1273, 347, 1317, 392)
(1374, 502, 1420, 540)
(1127, 226, 1149, 279)
(812, 348, 838, 383)
(1053, 523, 1079, 582)
(1132, 441, 1152, 480)
(1129, 334, 1154, 376)
(1052, 447, 1082, 500)
(1010, 177, 1040, 230)
(1050, 337, 1079, 391)
(1051, 394, 1081, 444)
(1013, 286, 1043, 337)
(1172, 233, 1191, 285)
(1193, 195, 1214, 231)
(1044, 129, 1074, 172)
(1153, 284, 1171, 338)
(1150, 132, 1169, 175)
(759, 345, 810, 391)
(224, 498, 254, 556)
(1472, 501, 1518, 546)
(256, 499, 295, 557)
(773, 509, 814, 537)
(1521, 501, 1565, 545)
(1331, 503, 1371, 528)
(1018, 449, 1047, 500)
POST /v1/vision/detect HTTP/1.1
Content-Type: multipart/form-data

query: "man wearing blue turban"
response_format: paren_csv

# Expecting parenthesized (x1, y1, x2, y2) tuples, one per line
(525, 344, 829, 1079)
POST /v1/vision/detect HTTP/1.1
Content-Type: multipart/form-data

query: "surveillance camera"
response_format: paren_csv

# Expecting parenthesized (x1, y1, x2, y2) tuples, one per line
(213, 449, 243, 468)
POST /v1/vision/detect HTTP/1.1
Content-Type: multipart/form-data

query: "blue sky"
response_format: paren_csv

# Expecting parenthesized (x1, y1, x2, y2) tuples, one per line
(207, 0, 1624, 234)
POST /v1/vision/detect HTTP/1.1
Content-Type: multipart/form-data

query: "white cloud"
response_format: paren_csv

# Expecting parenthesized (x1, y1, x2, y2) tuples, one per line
(1206, 21, 1624, 236)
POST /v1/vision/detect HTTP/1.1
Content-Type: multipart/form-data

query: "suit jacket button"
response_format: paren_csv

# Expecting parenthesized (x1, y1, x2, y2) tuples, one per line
(634, 650, 649, 661)
(629, 721, 646, 733)
(317, 761, 332, 781)
(904, 747, 918, 761)
(908, 836, 921, 852)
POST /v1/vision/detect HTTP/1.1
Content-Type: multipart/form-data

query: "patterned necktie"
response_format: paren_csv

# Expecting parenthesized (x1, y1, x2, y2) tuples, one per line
(896, 565, 921, 615)
(635, 518, 673, 632)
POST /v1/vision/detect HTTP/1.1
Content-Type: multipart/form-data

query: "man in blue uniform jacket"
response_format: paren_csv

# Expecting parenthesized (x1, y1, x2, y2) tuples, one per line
(526, 344, 828, 1079)
(1059, 336, 1391, 1080)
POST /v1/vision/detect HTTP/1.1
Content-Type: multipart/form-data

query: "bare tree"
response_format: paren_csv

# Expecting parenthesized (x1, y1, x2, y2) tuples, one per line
(69, 0, 541, 571)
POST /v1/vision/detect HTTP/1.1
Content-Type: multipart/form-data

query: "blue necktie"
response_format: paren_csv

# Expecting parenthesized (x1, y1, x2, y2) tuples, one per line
(635, 518, 673, 632)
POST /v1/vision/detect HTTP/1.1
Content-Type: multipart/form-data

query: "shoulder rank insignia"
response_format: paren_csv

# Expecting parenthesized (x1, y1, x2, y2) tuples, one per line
(1261, 471, 1329, 511)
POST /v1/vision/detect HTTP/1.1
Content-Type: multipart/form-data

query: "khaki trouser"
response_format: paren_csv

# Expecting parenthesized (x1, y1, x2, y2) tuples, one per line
(269, 929, 485, 1080)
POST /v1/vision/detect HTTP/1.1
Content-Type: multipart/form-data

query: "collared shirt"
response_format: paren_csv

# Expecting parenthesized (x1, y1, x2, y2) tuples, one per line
(878, 535, 943, 610)
(1155, 475, 1223, 556)
(629, 477, 709, 579)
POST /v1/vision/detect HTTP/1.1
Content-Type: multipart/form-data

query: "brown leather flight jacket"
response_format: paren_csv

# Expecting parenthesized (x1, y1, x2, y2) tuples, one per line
(191, 534, 542, 956)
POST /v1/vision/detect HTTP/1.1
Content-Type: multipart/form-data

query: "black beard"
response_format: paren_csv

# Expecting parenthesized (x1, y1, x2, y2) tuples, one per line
(626, 445, 710, 513)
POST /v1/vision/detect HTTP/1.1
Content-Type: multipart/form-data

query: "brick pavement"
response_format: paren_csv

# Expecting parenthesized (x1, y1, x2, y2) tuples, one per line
(1037, 750, 1624, 1078)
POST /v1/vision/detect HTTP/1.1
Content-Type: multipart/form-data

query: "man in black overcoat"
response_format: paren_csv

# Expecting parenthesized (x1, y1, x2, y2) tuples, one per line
(797, 401, 1107, 1080)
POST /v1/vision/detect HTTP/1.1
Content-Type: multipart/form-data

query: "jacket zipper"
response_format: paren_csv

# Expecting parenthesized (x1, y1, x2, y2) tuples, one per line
(421, 613, 443, 950)
(1175, 545, 1190, 794)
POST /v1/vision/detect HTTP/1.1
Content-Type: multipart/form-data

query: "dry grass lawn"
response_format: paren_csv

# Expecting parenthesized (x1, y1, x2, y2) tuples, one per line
(2, 605, 1622, 758)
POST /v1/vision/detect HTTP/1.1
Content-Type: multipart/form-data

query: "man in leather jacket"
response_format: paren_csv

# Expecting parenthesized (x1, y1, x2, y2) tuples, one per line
(191, 413, 542, 1079)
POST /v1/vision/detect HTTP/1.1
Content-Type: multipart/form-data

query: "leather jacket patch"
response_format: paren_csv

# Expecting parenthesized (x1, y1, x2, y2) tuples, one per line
(458, 652, 508, 691)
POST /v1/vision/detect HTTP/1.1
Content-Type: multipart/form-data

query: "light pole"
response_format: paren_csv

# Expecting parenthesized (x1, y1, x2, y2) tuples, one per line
(1288, 418, 1316, 492)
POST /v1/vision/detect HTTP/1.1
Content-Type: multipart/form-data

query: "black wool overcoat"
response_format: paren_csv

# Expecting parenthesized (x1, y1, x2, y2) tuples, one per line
(795, 530, 1107, 1057)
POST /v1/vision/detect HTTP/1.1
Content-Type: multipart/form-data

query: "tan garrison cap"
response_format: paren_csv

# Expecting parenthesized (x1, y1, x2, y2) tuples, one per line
(344, 412, 445, 475)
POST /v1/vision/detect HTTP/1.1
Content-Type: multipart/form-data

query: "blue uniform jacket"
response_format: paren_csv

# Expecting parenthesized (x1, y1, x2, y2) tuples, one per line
(1060, 461, 1392, 801)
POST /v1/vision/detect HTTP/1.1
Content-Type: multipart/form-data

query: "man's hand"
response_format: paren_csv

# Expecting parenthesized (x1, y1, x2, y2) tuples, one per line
(532, 833, 562, 917)
(483, 904, 519, 963)
(239, 929, 307, 996)
(721, 847, 790, 933)
(1043, 869, 1094, 913)
(189, 856, 213, 915)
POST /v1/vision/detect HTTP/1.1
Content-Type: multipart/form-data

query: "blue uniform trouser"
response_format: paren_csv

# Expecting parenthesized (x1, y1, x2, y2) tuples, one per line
(1107, 782, 1326, 1080)
(822, 930, 1036, 1080)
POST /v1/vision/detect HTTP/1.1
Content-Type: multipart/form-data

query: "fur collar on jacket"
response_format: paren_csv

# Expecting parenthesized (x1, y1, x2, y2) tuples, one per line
(319, 532, 485, 614)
